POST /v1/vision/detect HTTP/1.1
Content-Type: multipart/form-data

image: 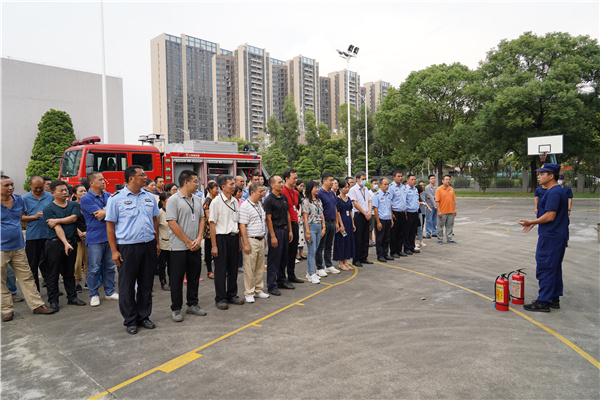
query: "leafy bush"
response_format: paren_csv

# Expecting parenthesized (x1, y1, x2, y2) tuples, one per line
(453, 177, 472, 188)
(495, 178, 515, 188)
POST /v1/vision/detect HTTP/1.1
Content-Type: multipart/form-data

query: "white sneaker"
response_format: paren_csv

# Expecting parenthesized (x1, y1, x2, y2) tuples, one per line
(414, 245, 420, 250)
(90, 295, 100, 307)
(105, 293, 119, 300)
(255, 292, 270, 299)
(309, 274, 321, 284)
(295, 258, 300, 264)
(420, 241, 427, 247)
(326, 266, 341, 274)
(317, 269, 328, 277)
(245, 296, 255, 303)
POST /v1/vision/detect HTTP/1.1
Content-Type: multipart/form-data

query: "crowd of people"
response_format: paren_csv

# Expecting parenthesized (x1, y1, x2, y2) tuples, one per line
(1, 167, 460, 333)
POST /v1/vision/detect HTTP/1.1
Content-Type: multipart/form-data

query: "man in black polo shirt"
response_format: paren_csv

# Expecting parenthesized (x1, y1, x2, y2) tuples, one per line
(264, 175, 293, 296)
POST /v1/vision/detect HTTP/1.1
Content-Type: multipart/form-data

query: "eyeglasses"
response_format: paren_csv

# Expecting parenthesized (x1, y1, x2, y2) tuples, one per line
(134, 174, 148, 178)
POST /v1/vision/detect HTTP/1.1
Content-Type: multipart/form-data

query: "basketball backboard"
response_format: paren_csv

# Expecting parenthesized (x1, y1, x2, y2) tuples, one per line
(527, 135, 563, 156)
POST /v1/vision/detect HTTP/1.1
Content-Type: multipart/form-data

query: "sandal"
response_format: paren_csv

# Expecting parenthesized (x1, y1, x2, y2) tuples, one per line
(345, 264, 354, 270)
(339, 264, 350, 271)
(208, 272, 214, 279)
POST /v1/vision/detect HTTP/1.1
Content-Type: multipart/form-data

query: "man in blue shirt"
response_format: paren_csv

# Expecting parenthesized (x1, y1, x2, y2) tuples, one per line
(80, 172, 118, 308)
(389, 170, 408, 258)
(372, 177, 394, 262)
(518, 163, 569, 312)
(316, 172, 342, 276)
(22, 175, 53, 291)
(1, 175, 56, 321)
(403, 174, 421, 255)
(106, 165, 161, 334)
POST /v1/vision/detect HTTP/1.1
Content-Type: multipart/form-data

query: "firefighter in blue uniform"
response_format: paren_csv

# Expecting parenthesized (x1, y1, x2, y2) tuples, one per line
(106, 165, 161, 334)
(518, 163, 569, 312)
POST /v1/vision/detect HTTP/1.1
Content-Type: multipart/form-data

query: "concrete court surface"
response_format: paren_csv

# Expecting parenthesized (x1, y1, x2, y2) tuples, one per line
(1, 198, 599, 400)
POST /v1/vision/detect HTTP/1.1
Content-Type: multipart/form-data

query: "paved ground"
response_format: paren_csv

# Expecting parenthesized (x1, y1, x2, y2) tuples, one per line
(1, 198, 599, 400)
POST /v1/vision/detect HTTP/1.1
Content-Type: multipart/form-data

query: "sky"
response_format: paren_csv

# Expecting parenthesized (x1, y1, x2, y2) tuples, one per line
(2, 1, 599, 145)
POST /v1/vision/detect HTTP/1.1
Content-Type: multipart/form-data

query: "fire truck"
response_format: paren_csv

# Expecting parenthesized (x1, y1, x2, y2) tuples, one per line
(58, 136, 264, 193)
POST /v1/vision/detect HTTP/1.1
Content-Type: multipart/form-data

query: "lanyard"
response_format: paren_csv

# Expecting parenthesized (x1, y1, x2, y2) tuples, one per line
(220, 194, 237, 213)
(282, 186, 298, 207)
(249, 200, 264, 222)
(183, 194, 195, 214)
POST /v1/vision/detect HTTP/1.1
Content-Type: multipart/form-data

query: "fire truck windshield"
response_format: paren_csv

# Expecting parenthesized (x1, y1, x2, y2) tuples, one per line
(60, 149, 82, 177)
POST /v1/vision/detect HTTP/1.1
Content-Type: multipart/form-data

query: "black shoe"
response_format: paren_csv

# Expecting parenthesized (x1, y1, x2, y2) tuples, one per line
(67, 298, 86, 306)
(278, 282, 295, 290)
(354, 261, 363, 268)
(432, 234, 437, 237)
(227, 296, 245, 305)
(390, 253, 399, 258)
(49, 302, 59, 311)
(41, 280, 47, 287)
(425, 235, 431, 239)
(216, 300, 229, 310)
(75, 284, 83, 293)
(288, 277, 304, 284)
(384, 255, 394, 260)
(377, 257, 387, 262)
(59, 291, 64, 296)
(268, 288, 281, 296)
(398, 252, 408, 257)
(405, 250, 413, 255)
(412, 249, 420, 254)
(126, 324, 138, 335)
(140, 319, 156, 329)
(362, 259, 374, 265)
(549, 299, 560, 309)
(523, 300, 550, 312)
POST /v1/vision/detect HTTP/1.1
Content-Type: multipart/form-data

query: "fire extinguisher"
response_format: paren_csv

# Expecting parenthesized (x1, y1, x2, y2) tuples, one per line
(509, 268, 526, 305)
(495, 273, 510, 311)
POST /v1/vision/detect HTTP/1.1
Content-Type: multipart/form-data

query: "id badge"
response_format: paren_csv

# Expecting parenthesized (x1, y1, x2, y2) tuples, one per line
(233, 212, 239, 223)
(192, 214, 196, 222)
(293, 205, 297, 212)
(346, 210, 350, 217)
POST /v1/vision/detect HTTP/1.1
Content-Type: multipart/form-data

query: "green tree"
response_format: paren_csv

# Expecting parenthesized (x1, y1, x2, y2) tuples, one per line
(264, 114, 283, 148)
(304, 108, 319, 148)
(281, 93, 300, 164)
(475, 31, 600, 189)
(295, 156, 320, 181)
(321, 153, 344, 177)
(262, 146, 289, 178)
(25, 109, 76, 189)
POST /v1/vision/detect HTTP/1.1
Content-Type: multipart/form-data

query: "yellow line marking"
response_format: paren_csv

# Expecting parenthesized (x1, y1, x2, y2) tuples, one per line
(376, 260, 600, 371)
(87, 268, 359, 399)
(295, 303, 305, 306)
(572, 208, 597, 213)
(480, 204, 497, 212)
(251, 323, 262, 327)
(317, 281, 333, 286)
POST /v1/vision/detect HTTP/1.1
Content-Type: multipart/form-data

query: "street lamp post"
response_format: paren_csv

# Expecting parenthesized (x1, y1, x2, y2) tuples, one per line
(336, 45, 359, 177)
(359, 94, 368, 181)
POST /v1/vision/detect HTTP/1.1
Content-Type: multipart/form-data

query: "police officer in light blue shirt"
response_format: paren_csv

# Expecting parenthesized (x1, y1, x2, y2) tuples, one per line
(372, 177, 394, 261)
(403, 174, 421, 254)
(106, 165, 161, 335)
(389, 170, 408, 257)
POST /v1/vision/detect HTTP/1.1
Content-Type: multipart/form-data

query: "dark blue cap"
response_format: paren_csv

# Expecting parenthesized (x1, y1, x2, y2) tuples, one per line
(535, 163, 561, 175)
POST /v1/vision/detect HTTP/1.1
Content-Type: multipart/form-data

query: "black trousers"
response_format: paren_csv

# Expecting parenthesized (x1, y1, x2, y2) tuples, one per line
(213, 234, 239, 302)
(204, 237, 213, 273)
(404, 212, 419, 252)
(376, 220, 392, 257)
(391, 210, 407, 255)
(157, 249, 169, 284)
(26, 238, 47, 292)
(117, 240, 157, 326)
(286, 222, 299, 279)
(44, 239, 78, 303)
(353, 213, 369, 263)
(169, 249, 202, 311)
(267, 228, 288, 290)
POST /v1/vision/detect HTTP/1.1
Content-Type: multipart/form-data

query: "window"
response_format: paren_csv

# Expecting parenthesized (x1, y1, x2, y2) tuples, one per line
(60, 150, 82, 177)
(92, 152, 127, 172)
(132, 153, 154, 171)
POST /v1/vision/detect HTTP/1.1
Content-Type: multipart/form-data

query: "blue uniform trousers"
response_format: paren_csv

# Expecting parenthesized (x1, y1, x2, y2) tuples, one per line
(267, 228, 288, 290)
(535, 236, 567, 304)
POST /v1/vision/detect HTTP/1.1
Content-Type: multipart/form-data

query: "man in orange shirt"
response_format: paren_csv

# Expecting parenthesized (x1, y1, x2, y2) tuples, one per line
(435, 175, 457, 244)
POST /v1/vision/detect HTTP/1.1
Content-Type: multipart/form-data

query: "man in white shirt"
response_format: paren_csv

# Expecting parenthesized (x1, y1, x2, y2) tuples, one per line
(348, 171, 372, 268)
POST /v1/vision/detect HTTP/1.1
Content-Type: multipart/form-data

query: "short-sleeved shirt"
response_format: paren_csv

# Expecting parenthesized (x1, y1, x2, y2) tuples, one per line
(405, 185, 420, 212)
(263, 192, 289, 228)
(208, 194, 240, 235)
(22, 191, 53, 240)
(389, 181, 405, 212)
(435, 185, 456, 215)
(302, 197, 324, 224)
(281, 186, 300, 222)
(157, 210, 170, 251)
(80, 190, 112, 245)
(348, 184, 370, 214)
(105, 187, 161, 245)
(239, 198, 266, 237)
(44, 201, 80, 241)
(317, 188, 337, 221)
(166, 191, 205, 251)
(424, 184, 437, 209)
(203, 197, 213, 239)
(538, 185, 569, 239)
(534, 186, 547, 199)
(1, 194, 26, 251)
(562, 186, 573, 199)
(372, 190, 393, 220)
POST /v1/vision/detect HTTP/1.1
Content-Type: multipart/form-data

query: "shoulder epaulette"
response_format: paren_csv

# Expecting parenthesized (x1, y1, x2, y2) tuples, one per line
(110, 191, 121, 197)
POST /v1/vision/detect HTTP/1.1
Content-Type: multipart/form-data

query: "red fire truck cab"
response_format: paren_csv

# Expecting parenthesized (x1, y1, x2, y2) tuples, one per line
(59, 136, 264, 193)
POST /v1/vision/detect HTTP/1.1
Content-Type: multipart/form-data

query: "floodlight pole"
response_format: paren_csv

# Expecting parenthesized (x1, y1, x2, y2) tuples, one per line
(346, 57, 351, 177)
(359, 93, 368, 181)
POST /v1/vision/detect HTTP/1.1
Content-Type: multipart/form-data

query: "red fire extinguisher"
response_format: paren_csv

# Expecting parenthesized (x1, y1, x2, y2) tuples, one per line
(509, 269, 526, 305)
(495, 273, 510, 311)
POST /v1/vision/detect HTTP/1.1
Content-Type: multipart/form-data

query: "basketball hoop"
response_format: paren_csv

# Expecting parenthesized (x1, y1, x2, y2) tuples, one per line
(540, 151, 548, 162)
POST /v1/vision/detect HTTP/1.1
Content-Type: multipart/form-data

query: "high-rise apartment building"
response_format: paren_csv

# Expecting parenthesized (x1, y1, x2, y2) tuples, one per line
(319, 76, 331, 131)
(287, 55, 320, 129)
(363, 80, 391, 115)
(270, 58, 288, 126)
(327, 69, 361, 132)
(235, 44, 272, 142)
(212, 49, 236, 140)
